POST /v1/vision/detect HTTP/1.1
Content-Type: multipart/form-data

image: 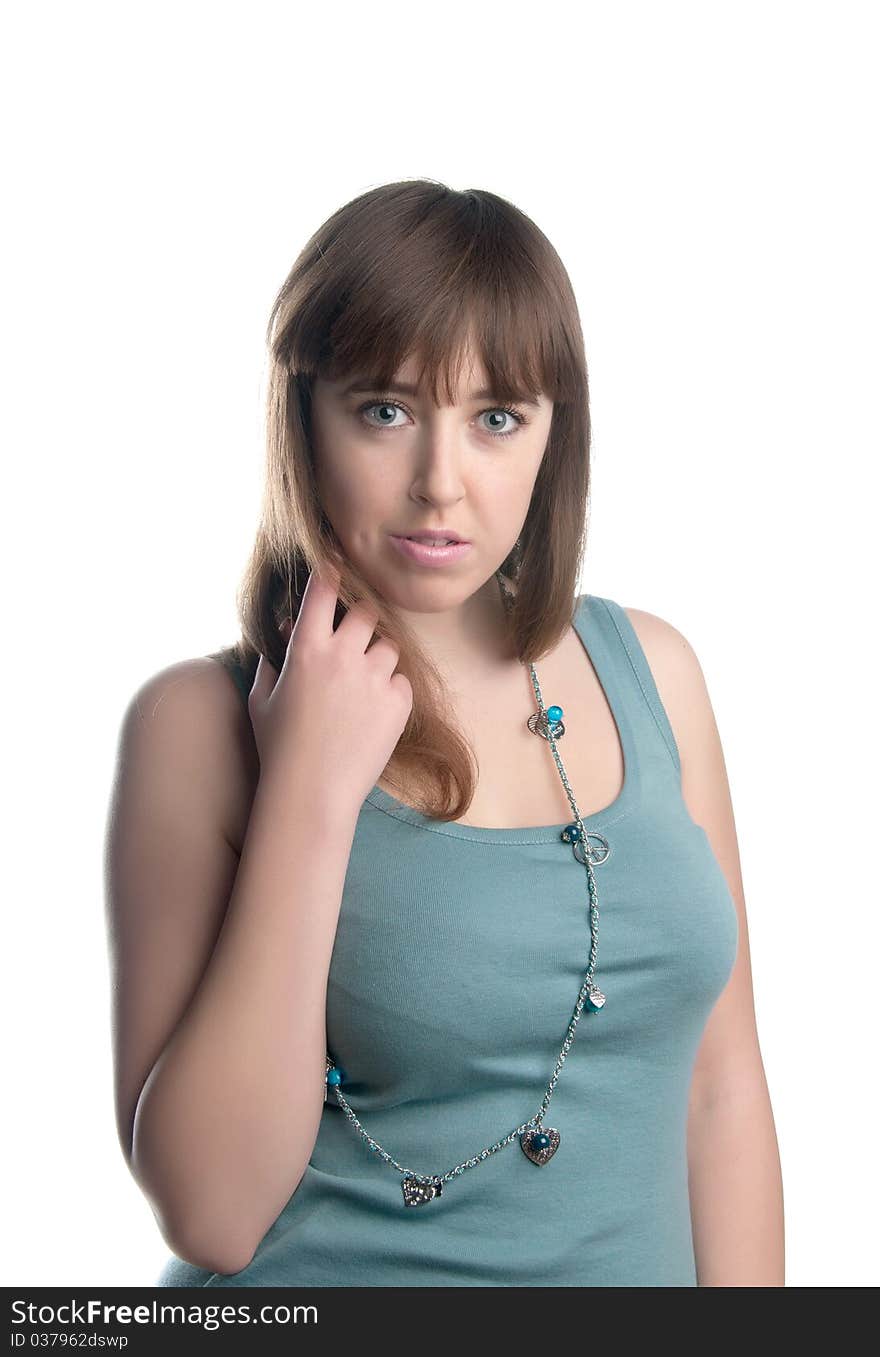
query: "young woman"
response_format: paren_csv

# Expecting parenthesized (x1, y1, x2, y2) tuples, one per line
(106, 179, 784, 1287)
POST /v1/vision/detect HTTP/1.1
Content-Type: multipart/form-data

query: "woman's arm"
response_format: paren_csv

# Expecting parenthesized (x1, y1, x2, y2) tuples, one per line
(105, 658, 359, 1275)
(625, 608, 785, 1287)
(687, 1065, 784, 1286)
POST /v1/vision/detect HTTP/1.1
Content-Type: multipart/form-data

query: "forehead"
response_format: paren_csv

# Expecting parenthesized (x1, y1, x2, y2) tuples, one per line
(325, 347, 547, 410)
(328, 344, 482, 392)
(391, 347, 483, 385)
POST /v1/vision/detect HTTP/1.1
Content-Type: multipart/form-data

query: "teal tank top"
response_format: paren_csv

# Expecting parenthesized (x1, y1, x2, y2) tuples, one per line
(155, 593, 738, 1287)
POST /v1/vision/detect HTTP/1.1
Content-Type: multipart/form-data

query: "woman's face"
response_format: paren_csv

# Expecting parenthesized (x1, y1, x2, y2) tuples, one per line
(309, 345, 554, 613)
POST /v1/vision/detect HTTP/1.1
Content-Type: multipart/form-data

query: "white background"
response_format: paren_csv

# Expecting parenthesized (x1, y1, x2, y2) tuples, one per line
(3, 0, 877, 1289)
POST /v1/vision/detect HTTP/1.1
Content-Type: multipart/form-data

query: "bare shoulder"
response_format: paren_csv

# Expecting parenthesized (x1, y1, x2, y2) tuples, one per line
(620, 603, 738, 862)
(622, 601, 706, 707)
(620, 605, 704, 696)
(620, 605, 722, 826)
(127, 653, 250, 719)
(118, 655, 259, 854)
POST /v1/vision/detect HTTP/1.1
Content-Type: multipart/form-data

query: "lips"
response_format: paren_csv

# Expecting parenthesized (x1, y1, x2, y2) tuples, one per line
(398, 531, 467, 544)
(388, 535, 473, 567)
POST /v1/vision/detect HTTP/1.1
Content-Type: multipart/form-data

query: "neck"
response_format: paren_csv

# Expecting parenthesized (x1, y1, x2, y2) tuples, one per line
(393, 572, 520, 683)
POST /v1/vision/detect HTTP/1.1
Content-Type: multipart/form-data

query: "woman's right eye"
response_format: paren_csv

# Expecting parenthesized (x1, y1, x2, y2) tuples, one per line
(358, 399, 408, 430)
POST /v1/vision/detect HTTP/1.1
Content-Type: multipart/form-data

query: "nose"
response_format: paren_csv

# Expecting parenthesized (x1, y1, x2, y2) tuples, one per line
(408, 421, 468, 507)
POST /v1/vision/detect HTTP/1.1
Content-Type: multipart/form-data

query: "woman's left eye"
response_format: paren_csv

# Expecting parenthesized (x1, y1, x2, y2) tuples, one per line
(478, 407, 527, 438)
(357, 398, 528, 440)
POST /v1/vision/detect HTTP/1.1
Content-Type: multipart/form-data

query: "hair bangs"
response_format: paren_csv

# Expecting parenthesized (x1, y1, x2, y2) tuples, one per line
(301, 189, 575, 410)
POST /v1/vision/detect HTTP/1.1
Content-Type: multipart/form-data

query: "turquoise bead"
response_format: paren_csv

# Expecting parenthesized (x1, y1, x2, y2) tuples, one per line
(326, 1067, 344, 1086)
(533, 1132, 551, 1149)
(547, 704, 563, 723)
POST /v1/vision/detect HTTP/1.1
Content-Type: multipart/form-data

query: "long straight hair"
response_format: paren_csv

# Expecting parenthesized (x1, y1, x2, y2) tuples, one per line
(225, 178, 592, 820)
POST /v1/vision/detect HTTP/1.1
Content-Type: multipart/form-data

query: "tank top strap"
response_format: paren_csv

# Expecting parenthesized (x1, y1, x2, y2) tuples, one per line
(207, 645, 256, 710)
(573, 593, 682, 787)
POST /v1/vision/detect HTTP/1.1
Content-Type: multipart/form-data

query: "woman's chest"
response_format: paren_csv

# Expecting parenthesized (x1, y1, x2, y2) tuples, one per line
(329, 801, 739, 1096)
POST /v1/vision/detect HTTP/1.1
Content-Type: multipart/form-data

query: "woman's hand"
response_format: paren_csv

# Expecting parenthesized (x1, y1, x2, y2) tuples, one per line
(248, 565, 413, 812)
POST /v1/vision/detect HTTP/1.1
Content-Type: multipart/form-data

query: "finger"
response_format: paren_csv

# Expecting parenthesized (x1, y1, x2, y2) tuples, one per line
(337, 597, 383, 651)
(293, 561, 341, 641)
(249, 651, 275, 703)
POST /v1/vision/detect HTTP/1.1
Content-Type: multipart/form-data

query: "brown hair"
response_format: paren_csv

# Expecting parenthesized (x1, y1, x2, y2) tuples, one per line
(225, 178, 592, 820)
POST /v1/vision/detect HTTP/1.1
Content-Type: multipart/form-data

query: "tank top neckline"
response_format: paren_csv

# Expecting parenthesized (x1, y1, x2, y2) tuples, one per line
(362, 593, 644, 844)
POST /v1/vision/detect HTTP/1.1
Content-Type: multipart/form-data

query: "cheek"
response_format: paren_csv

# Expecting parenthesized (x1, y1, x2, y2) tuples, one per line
(318, 455, 390, 536)
(480, 467, 539, 521)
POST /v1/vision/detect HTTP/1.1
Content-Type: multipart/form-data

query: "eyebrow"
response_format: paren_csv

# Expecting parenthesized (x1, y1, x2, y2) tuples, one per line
(340, 378, 542, 409)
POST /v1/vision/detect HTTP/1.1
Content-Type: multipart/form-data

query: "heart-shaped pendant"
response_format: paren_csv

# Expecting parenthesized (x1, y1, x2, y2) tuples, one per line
(401, 1174, 443, 1206)
(519, 1126, 561, 1165)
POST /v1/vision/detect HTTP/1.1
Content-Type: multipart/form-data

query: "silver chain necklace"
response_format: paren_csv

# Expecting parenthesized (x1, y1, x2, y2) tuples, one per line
(324, 570, 611, 1207)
